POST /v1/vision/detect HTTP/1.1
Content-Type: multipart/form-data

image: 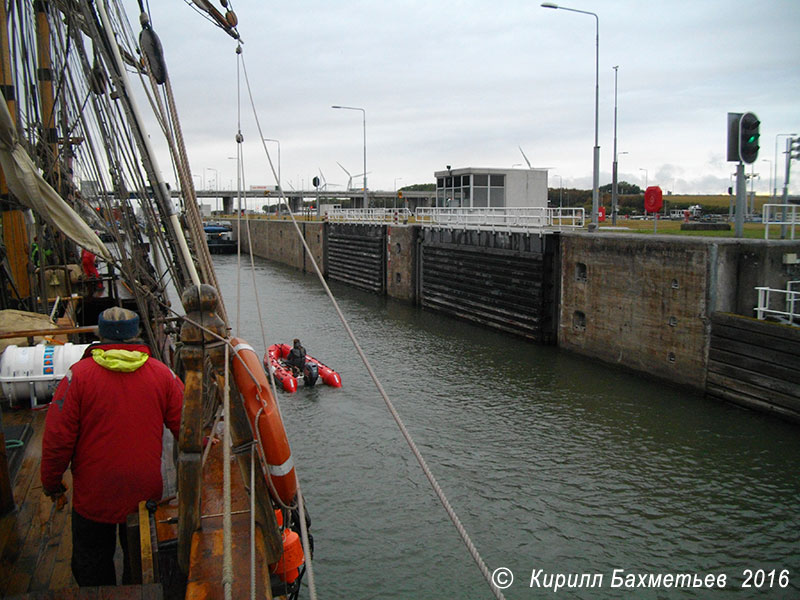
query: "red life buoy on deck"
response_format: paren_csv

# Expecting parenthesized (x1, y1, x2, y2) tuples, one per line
(230, 338, 297, 505)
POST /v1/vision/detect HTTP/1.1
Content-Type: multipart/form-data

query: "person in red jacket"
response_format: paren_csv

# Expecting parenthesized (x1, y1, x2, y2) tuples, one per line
(80, 247, 103, 290)
(41, 307, 184, 587)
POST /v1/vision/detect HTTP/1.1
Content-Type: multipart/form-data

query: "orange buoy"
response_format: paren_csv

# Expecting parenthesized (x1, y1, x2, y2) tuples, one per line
(270, 528, 304, 583)
(230, 338, 297, 504)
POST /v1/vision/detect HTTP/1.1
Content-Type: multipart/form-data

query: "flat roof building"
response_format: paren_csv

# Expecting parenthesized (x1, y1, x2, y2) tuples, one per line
(433, 167, 549, 209)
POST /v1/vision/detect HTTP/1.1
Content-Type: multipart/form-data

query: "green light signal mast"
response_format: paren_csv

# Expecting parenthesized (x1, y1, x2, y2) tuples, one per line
(726, 111, 760, 238)
(791, 137, 800, 161)
(738, 112, 760, 164)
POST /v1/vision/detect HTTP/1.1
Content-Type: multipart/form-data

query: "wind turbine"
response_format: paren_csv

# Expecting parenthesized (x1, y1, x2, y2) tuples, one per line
(316, 169, 342, 192)
(519, 145, 553, 171)
(352, 171, 370, 190)
(337, 162, 354, 190)
(337, 162, 369, 190)
(519, 146, 532, 169)
(317, 168, 328, 191)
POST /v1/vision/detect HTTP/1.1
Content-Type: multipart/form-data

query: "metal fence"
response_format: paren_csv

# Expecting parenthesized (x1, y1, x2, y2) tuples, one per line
(755, 280, 800, 325)
(327, 208, 412, 223)
(413, 207, 585, 232)
(762, 204, 799, 240)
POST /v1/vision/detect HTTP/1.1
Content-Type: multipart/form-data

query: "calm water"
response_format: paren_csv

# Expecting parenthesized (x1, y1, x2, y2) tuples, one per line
(213, 254, 799, 599)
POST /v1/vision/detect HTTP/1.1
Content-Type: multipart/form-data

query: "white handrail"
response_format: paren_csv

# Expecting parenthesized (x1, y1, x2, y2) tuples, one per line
(755, 285, 800, 324)
(328, 208, 412, 223)
(763, 204, 799, 240)
(414, 207, 585, 232)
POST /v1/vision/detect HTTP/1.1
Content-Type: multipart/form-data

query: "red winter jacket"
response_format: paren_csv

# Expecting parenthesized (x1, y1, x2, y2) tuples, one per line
(41, 343, 184, 523)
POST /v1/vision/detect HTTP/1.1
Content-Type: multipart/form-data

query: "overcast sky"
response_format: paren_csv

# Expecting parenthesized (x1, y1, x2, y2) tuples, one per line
(125, 0, 800, 196)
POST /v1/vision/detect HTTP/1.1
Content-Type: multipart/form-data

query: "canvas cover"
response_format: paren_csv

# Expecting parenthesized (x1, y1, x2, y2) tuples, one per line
(0, 91, 111, 261)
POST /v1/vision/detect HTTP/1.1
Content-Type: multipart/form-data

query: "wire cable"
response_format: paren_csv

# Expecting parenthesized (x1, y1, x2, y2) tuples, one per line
(237, 45, 506, 600)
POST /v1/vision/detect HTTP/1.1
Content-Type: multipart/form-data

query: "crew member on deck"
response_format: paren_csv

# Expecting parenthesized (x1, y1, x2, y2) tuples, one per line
(40, 307, 184, 587)
(80, 247, 103, 290)
(286, 338, 307, 375)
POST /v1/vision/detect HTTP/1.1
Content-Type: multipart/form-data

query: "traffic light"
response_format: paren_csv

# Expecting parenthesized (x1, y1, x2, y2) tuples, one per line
(738, 112, 760, 164)
(791, 137, 800, 161)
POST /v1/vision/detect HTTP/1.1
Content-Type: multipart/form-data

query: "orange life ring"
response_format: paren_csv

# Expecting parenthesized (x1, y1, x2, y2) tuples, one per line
(230, 338, 297, 504)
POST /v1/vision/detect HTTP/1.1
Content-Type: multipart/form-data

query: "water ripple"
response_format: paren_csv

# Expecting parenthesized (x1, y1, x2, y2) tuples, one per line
(214, 255, 800, 599)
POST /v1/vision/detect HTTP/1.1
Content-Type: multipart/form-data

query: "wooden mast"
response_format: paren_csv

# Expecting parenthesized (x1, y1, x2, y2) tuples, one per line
(0, 0, 19, 516)
(34, 1, 58, 178)
(0, 0, 31, 306)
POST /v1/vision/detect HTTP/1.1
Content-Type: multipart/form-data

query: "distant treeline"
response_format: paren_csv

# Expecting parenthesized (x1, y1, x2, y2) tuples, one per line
(548, 181, 734, 215)
(398, 180, 736, 215)
(399, 183, 436, 191)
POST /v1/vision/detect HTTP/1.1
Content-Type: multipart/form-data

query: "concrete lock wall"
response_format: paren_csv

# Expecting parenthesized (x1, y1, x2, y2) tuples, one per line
(386, 225, 416, 302)
(229, 221, 800, 397)
(558, 232, 800, 389)
(233, 220, 325, 273)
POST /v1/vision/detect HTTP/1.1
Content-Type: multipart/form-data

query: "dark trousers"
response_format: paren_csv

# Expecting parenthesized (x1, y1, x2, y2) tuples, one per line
(71, 509, 131, 586)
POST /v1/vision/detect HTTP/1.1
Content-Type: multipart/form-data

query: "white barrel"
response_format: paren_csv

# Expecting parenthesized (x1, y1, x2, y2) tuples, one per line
(0, 343, 90, 406)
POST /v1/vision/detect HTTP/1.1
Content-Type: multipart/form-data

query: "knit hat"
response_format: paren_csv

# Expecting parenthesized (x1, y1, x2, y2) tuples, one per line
(98, 307, 140, 342)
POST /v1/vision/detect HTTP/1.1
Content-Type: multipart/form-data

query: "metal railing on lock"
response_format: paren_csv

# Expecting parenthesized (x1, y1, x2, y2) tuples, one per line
(763, 204, 799, 240)
(413, 207, 585, 232)
(327, 207, 412, 223)
(755, 280, 800, 325)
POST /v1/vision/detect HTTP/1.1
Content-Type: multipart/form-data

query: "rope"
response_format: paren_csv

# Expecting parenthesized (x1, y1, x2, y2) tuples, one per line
(231, 43, 317, 598)
(222, 342, 233, 599)
(236, 47, 505, 600)
(250, 442, 256, 600)
(295, 486, 316, 598)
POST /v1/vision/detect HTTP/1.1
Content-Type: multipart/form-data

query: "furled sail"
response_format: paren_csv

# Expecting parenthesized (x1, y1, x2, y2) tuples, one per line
(0, 91, 111, 261)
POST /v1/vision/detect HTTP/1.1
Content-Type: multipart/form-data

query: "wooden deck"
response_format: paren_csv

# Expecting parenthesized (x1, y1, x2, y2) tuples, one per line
(0, 407, 159, 597)
(0, 406, 79, 596)
(0, 405, 284, 599)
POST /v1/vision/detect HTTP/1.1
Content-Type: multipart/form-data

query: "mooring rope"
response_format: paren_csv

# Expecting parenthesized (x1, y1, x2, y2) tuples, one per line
(222, 342, 233, 600)
(237, 45, 506, 600)
(230, 40, 315, 599)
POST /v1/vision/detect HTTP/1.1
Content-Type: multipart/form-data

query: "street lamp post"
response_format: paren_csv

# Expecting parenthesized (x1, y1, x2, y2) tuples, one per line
(639, 168, 648, 189)
(612, 65, 619, 225)
(263, 138, 281, 189)
(553, 174, 563, 209)
(205, 167, 218, 191)
(761, 158, 772, 213)
(541, 2, 600, 229)
(773, 132, 798, 202)
(332, 105, 367, 209)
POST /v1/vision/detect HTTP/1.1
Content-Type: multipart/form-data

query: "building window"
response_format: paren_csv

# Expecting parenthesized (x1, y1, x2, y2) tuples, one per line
(489, 187, 504, 207)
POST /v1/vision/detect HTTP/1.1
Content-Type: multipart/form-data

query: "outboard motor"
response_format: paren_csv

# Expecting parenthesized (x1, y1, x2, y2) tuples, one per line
(302, 362, 319, 387)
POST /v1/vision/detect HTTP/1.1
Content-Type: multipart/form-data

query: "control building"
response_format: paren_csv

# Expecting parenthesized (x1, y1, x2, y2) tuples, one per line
(433, 167, 549, 209)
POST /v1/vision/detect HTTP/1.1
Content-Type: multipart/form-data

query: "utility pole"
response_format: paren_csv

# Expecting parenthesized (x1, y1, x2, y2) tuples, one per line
(612, 65, 619, 226)
(781, 137, 793, 239)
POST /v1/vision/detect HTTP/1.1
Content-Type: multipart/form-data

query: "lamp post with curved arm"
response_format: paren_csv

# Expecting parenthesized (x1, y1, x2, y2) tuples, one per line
(541, 2, 599, 229)
(332, 105, 367, 208)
